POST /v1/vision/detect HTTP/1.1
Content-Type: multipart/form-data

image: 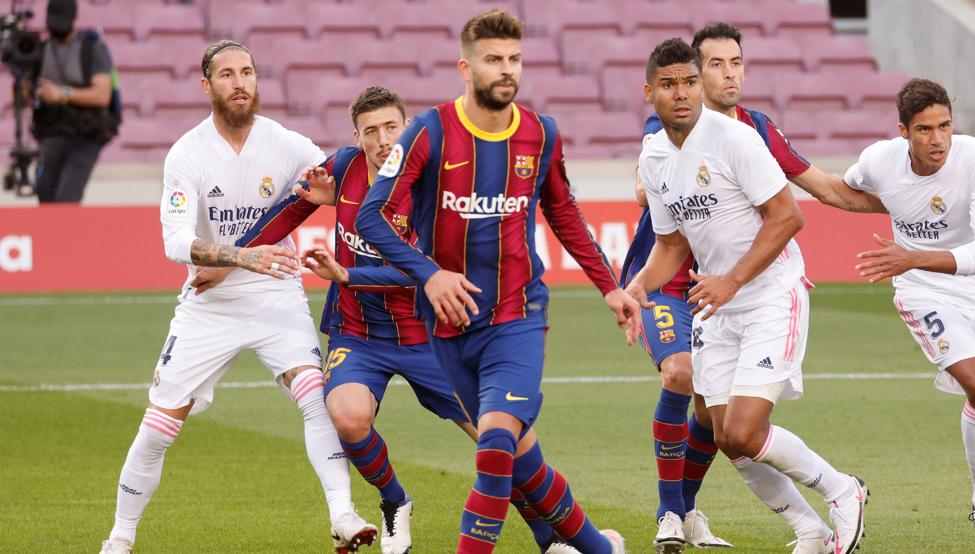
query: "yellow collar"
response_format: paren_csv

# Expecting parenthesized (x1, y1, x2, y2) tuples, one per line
(454, 96, 520, 141)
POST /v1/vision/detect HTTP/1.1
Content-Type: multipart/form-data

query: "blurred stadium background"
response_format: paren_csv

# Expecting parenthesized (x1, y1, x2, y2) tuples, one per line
(3, 1, 975, 552)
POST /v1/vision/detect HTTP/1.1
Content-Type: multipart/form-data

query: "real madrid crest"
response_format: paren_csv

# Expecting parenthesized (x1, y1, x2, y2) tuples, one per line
(696, 164, 710, 187)
(930, 195, 947, 215)
(515, 155, 535, 179)
(938, 338, 950, 355)
(259, 176, 275, 198)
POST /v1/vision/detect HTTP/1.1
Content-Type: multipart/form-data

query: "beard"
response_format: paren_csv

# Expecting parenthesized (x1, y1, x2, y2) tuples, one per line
(212, 88, 260, 129)
(472, 77, 518, 111)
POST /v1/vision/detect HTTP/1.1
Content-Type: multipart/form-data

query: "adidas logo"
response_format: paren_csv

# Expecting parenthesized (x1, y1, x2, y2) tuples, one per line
(757, 356, 775, 370)
(311, 346, 322, 358)
(207, 186, 224, 198)
(660, 182, 669, 194)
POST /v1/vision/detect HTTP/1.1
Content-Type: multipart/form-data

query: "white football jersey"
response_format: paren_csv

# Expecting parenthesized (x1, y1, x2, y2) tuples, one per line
(639, 108, 806, 312)
(160, 114, 326, 297)
(845, 135, 975, 306)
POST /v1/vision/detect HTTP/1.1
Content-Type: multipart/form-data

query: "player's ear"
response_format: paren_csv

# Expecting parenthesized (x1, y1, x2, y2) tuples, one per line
(643, 82, 654, 104)
(353, 129, 363, 148)
(457, 58, 472, 82)
(201, 77, 211, 97)
(898, 122, 908, 140)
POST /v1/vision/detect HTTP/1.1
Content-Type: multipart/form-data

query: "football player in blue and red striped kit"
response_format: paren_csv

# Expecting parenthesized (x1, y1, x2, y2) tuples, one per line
(625, 23, 884, 553)
(356, 10, 642, 554)
(235, 86, 584, 554)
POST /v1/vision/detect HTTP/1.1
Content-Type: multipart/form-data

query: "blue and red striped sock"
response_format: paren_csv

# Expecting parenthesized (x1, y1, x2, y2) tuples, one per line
(683, 412, 717, 512)
(654, 388, 690, 519)
(513, 442, 611, 554)
(340, 427, 407, 505)
(458, 428, 516, 553)
(510, 487, 555, 549)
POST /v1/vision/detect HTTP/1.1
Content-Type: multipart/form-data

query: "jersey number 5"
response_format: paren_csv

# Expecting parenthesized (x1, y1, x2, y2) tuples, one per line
(923, 311, 945, 338)
(654, 305, 674, 329)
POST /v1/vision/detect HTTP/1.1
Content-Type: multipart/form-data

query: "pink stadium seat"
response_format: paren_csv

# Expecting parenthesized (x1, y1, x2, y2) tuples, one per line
(75, 3, 137, 40)
(522, 37, 561, 73)
(741, 36, 804, 74)
(847, 72, 909, 111)
(816, 110, 899, 141)
(761, 1, 834, 37)
(801, 35, 876, 74)
(376, 0, 454, 39)
(208, 0, 308, 43)
(285, 75, 364, 117)
(623, 1, 695, 37)
(687, 1, 765, 38)
(774, 73, 850, 112)
(561, 32, 648, 75)
(600, 65, 649, 113)
(521, 74, 602, 113)
(118, 116, 199, 150)
(252, 37, 348, 80)
(306, 3, 383, 40)
(779, 110, 818, 142)
(525, 0, 622, 38)
(133, 4, 206, 41)
(738, 70, 778, 116)
(109, 37, 179, 79)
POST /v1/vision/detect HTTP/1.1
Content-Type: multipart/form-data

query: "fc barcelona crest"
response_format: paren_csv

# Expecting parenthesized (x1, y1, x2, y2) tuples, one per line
(259, 176, 275, 198)
(392, 213, 409, 233)
(930, 195, 947, 215)
(696, 165, 711, 187)
(515, 155, 535, 179)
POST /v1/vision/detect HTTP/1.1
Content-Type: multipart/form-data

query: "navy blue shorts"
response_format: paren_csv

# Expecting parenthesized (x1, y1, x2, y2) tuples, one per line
(324, 334, 466, 421)
(429, 313, 547, 428)
(640, 291, 693, 367)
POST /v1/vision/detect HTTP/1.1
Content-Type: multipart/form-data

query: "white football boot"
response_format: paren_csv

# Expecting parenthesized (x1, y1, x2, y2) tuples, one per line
(600, 529, 627, 554)
(653, 511, 686, 553)
(379, 499, 412, 554)
(787, 531, 836, 554)
(683, 509, 733, 548)
(827, 476, 867, 554)
(98, 538, 133, 554)
(544, 537, 582, 553)
(331, 507, 379, 553)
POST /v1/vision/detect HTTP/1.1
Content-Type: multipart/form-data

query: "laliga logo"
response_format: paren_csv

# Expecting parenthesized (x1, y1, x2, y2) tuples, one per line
(336, 222, 382, 259)
(441, 191, 530, 220)
(0, 235, 32, 272)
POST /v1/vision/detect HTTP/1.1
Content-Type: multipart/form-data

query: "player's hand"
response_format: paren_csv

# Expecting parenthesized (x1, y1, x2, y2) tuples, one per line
(604, 288, 644, 346)
(855, 234, 914, 282)
(302, 248, 349, 284)
(423, 270, 482, 327)
(294, 165, 336, 206)
(237, 245, 301, 279)
(623, 282, 655, 310)
(191, 266, 234, 294)
(35, 78, 61, 104)
(687, 269, 740, 320)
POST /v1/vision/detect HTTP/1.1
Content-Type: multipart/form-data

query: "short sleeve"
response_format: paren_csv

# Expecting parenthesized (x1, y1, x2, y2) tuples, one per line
(843, 143, 881, 193)
(639, 153, 679, 235)
(727, 127, 789, 207)
(89, 39, 113, 75)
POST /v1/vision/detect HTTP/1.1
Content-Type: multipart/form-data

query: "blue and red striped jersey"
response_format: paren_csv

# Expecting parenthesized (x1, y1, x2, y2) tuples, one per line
(356, 97, 618, 339)
(620, 107, 810, 293)
(237, 146, 428, 346)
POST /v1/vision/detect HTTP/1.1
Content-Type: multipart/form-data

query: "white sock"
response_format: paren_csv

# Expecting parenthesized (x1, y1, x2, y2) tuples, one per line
(754, 425, 853, 503)
(290, 370, 353, 525)
(962, 401, 975, 506)
(109, 409, 183, 543)
(731, 456, 830, 540)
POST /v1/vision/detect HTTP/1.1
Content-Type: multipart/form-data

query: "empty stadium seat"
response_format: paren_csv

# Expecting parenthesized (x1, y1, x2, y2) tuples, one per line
(774, 73, 850, 112)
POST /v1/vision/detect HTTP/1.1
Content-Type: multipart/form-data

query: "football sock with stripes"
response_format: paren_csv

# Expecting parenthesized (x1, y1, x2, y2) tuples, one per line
(458, 428, 516, 553)
(653, 388, 690, 519)
(341, 426, 408, 506)
(289, 369, 352, 525)
(683, 412, 717, 513)
(510, 487, 556, 549)
(512, 441, 612, 554)
(731, 456, 831, 540)
(753, 425, 853, 503)
(109, 409, 184, 544)
(961, 400, 975, 506)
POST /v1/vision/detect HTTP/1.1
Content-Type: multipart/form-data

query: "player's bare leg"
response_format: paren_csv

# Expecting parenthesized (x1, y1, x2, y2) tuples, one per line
(944, 359, 975, 524)
(101, 401, 193, 554)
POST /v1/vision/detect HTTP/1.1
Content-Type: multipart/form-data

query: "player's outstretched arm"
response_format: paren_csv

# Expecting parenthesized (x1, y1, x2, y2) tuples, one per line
(294, 164, 337, 206)
(689, 186, 802, 320)
(189, 239, 300, 278)
(791, 165, 887, 213)
(625, 231, 691, 299)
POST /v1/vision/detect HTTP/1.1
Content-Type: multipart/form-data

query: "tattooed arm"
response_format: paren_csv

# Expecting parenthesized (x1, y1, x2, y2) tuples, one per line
(189, 239, 301, 277)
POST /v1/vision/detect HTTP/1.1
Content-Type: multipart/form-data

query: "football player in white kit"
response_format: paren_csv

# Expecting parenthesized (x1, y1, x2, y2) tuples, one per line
(624, 39, 866, 554)
(805, 78, 975, 524)
(98, 41, 376, 554)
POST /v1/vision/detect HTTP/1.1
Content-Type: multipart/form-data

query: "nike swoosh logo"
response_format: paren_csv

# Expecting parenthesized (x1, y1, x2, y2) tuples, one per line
(444, 160, 470, 170)
(339, 195, 359, 205)
(475, 519, 500, 527)
(505, 392, 529, 401)
(660, 444, 682, 451)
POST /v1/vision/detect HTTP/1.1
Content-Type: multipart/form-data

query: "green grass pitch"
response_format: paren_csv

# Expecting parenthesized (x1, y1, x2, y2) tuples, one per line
(1, 284, 972, 552)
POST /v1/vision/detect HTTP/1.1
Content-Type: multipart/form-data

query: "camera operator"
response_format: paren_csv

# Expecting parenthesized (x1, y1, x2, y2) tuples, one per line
(32, 0, 116, 203)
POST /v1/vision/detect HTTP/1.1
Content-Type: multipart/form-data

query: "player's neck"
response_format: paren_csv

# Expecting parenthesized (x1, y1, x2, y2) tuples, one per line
(213, 117, 254, 155)
(710, 101, 737, 119)
(909, 152, 943, 177)
(461, 95, 514, 134)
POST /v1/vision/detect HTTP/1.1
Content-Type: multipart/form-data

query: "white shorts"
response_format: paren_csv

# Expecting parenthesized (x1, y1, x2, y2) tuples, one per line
(149, 289, 323, 414)
(693, 284, 808, 408)
(894, 295, 974, 395)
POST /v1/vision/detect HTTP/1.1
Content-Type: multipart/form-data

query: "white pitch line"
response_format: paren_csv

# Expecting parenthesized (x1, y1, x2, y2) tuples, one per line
(0, 372, 934, 393)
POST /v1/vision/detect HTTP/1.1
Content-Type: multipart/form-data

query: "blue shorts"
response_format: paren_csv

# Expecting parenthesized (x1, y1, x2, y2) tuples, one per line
(640, 291, 693, 367)
(324, 334, 466, 421)
(429, 314, 547, 428)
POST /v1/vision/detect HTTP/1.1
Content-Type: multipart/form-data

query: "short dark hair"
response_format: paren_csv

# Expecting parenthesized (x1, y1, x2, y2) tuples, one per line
(349, 86, 406, 128)
(460, 9, 523, 56)
(202, 40, 255, 79)
(646, 38, 701, 82)
(896, 78, 952, 127)
(691, 22, 742, 52)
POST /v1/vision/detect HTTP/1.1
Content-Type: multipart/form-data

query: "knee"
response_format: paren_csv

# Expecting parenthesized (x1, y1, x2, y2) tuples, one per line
(660, 363, 693, 395)
(327, 399, 374, 441)
(722, 425, 765, 459)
